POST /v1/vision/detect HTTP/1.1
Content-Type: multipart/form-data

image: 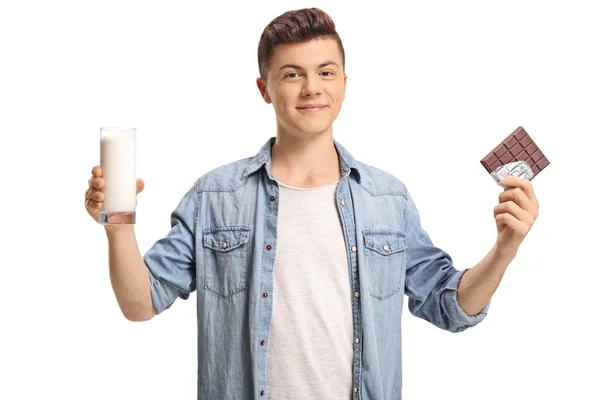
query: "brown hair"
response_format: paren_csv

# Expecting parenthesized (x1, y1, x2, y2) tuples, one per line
(257, 7, 345, 83)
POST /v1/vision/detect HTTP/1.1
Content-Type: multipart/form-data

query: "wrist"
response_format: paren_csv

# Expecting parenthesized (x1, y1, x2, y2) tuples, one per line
(104, 223, 134, 237)
(492, 243, 518, 261)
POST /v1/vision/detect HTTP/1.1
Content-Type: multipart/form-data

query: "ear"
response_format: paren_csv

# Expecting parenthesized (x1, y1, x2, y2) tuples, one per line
(343, 74, 347, 100)
(256, 77, 272, 104)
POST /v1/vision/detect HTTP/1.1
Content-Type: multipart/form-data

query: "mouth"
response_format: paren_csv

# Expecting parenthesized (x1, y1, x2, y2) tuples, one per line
(297, 105, 328, 112)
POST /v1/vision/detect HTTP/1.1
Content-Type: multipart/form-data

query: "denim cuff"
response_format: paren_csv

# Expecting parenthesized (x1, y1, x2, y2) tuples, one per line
(148, 269, 182, 315)
(441, 269, 490, 331)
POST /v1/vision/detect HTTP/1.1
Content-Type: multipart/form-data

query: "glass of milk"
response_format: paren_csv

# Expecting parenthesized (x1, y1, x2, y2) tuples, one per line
(99, 127, 137, 224)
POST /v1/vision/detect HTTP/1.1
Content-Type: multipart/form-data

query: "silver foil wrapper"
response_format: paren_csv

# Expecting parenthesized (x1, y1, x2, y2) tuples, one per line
(491, 160, 534, 189)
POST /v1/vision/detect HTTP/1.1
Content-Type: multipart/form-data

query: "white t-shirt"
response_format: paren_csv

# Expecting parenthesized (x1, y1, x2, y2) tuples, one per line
(266, 180, 354, 399)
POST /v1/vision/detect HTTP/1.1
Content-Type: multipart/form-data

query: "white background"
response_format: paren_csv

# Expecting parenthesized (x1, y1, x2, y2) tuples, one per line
(1, 0, 598, 399)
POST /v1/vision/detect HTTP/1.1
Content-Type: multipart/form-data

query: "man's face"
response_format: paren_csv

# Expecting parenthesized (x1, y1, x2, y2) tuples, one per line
(256, 38, 347, 138)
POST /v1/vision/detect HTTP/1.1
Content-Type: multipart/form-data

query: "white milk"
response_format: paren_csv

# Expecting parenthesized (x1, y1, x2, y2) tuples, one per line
(100, 136, 137, 213)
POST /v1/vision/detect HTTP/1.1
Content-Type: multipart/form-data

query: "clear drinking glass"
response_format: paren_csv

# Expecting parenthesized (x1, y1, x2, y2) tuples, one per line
(99, 127, 137, 224)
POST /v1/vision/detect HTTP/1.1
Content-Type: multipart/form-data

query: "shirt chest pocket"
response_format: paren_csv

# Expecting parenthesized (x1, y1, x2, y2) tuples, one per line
(202, 226, 252, 298)
(362, 229, 407, 300)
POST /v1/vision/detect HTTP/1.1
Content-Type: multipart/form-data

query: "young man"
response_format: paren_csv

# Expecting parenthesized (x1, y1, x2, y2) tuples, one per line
(84, 7, 540, 400)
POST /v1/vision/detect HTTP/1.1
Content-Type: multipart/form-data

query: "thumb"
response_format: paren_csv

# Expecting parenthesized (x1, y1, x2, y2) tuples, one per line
(136, 178, 145, 194)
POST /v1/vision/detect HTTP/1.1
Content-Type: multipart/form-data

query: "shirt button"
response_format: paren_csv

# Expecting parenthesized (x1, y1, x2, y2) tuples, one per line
(222, 242, 228, 249)
(260, 390, 265, 396)
(354, 291, 360, 298)
(270, 196, 275, 201)
(341, 200, 345, 205)
(351, 245, 357, 252)
(354, 387, 358, 393)
(355, 337, 360, 344)
(260, 340, 265, 346)
(262, 292, 269, 298)
(383, 244, 389, 251)
(266, 244, 272, 251)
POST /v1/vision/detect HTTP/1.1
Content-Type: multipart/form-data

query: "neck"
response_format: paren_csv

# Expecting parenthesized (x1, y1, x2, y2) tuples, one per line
(270, 132, 341, 188)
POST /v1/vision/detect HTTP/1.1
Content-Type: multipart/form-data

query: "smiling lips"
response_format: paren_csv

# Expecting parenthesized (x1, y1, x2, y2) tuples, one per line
(297, 104, 327, 112)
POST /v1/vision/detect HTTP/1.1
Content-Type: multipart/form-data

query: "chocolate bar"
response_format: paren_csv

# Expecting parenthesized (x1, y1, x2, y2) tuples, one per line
(481, 126, 550, 186)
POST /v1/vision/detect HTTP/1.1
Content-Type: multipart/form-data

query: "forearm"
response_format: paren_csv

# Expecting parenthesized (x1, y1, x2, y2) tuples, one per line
(105, 225, 155, 321)
(457, 245, 516, 315)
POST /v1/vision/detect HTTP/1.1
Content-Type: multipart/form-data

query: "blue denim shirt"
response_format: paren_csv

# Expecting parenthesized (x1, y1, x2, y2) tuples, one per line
(143, 137, 489, 399)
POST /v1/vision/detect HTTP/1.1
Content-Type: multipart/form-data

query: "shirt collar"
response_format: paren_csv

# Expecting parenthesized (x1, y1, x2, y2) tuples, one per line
(243, 137, 361, 183)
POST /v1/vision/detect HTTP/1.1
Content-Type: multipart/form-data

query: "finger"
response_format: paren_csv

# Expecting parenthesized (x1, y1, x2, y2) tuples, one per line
(92, 166, 103, 177)
(499, 176, 539, 208)
(87, 189, 104, 202)
(86, 198, 102, 209)
(494, 201, 533, 225)
(499, 187, 536, 215)
(90, 177, 105, 189)
(495, 212, 528, 235)
(136, 178, 145, 194)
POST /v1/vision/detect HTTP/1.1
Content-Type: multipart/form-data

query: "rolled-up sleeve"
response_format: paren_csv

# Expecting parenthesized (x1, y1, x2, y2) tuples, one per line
(440, 269, 489, 331)
(403, 187, 489, 333)
(143, 179, 199, 315)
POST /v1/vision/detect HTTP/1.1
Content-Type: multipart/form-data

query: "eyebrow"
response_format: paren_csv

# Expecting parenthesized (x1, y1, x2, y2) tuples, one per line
(278, 61, 340, 71)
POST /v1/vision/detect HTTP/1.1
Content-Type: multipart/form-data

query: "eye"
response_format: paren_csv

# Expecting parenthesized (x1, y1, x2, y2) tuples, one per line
(321, 71, 334, 76)
(285, 72, 300, 79)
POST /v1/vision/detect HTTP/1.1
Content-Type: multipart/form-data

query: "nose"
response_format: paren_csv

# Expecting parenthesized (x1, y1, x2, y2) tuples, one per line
(301, 75, 322, 97)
